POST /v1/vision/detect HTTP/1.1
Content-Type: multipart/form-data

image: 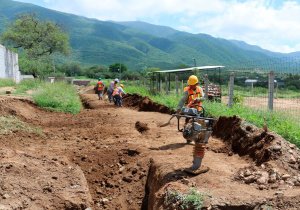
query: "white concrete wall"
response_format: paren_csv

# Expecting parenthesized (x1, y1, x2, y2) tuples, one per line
(0, 44, 21, 83)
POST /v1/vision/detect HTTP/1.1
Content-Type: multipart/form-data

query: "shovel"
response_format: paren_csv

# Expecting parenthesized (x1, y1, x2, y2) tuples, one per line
(158, 115, 176, 127)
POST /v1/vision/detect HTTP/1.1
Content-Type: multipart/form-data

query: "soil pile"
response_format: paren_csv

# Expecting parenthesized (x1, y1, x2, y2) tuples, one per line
(135, 121, 150, 133)
(0, 148, 92, 209)
(213, 116, 300, 170)
(123, 93, 175, 114)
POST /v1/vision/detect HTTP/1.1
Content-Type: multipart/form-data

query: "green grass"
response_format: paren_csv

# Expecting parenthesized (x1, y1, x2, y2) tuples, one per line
(126, 83, 300, 147)
(33, 82, 82, 114)
(0, 116, 42, 135)
(14, 79, 42, 95)
(204, 101, 300, 147)
(164, 188, 204, 210)
(221, 85, 300, 98)
(0, 78, 15, 87)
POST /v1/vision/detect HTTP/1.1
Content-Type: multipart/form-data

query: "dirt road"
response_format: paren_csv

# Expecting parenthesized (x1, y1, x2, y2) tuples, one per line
(0, 92, 299, 209)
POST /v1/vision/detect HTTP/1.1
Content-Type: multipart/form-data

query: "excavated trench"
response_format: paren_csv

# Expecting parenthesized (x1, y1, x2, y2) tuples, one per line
(79, 92, 300, 210)
(1, 92, 298, 209)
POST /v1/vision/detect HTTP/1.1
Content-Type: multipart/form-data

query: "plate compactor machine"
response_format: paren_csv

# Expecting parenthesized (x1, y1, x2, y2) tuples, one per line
(160, 107, 214, 175)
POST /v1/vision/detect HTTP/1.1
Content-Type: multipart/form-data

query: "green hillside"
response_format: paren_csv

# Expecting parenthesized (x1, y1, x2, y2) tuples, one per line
(0, 0, 297, 71)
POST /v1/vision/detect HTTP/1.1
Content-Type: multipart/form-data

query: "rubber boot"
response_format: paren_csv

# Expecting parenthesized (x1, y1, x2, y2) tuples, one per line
(184, 143, 209, 175)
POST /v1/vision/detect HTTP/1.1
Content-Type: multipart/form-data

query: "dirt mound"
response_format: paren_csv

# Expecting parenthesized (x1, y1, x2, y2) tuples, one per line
(0, 96, 43, 121)
(0, 147, 92, 209)
(123, 94, 175, 114)
(135, 121, 149, 133)
(213, 116, 300, 172)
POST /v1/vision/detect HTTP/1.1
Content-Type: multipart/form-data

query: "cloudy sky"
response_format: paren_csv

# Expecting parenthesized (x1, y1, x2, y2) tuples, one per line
(16, 0, 300, 53)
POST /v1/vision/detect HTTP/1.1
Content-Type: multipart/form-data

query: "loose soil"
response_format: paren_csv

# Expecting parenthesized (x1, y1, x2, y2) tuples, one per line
(0, 90, 299, 210)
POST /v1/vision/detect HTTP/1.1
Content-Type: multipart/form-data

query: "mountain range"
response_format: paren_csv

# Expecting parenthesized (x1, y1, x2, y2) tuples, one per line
(0, 0, 298, 71)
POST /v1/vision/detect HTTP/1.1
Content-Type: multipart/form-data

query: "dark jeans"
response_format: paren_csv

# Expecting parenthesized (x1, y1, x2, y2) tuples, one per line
(113, 95, 122, 107)
(107, 89, 113, 102)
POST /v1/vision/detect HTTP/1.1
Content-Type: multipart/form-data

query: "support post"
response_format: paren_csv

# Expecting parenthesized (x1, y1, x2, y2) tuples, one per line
(204, 74, 209, 100)
(165, 75, 168, 94)
(228, 72, 235, 108)
(175, 75, 179, 95)
(268, 71, 274, 111)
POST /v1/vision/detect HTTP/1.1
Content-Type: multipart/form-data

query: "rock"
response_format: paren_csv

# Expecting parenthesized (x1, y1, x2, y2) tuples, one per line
(181, 178, 189, 185)
(244, 175, 256, 184)
(101, 198, 109, 205)
(282, 174, 291, 180)
(289, 144, 296, 149)
(131, 167, 138, 175)
(96, 188, 102, 194)
(286, 180, 295, 186)
(289, 156, 297, 164)
(257, 172, 269, 185)
(275, 191, 284, 196)
(270, 184, 279, 189)
(268, 173, 277, 183)
(119, 158, 127, 165)
(258, 185, 266, 190)
(5, 90, 11, 94)
(119, 166, 125, 173)
(272, 145, 281, 151)
(2, 194, 10, 199)
(123, 176, 133, 183)
(244, 169, 252, 177)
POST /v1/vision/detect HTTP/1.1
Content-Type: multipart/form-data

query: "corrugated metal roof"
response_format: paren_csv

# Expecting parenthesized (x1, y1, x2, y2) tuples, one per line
(151, 66, 225, 73)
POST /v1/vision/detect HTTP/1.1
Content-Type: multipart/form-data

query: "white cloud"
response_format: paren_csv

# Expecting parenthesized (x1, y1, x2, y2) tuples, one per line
(16, 0, 300, 52)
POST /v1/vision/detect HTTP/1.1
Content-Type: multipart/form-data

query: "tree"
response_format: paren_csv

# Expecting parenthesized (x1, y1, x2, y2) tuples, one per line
(109, 63, 127, 73)
(1, 14, 70, 77)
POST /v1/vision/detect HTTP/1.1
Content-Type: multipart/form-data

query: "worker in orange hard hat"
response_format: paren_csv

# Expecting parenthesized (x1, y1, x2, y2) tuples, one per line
(176, 75, 209, 175)
(176, 75, 205, 113)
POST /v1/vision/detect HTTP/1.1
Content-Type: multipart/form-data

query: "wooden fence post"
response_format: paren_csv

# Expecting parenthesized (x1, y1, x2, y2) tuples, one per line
(228, 72, 234, 107)
(165, 75, 168, 94)
(204, 74, 209, 100)
(268, 71, 274, 111)
(175, 75, 179, 95)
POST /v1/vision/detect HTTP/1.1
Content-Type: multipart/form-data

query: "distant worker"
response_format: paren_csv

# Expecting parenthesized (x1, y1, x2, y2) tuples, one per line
(95, 78, 105, 100)
(107, 78, 119, 103)
(176, 75, 209, 175)
(112, 84, 126, 107)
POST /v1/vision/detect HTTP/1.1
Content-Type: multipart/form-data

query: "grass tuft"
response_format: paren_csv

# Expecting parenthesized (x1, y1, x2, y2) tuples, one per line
(33, 82, 82, 114)
(0, 79, 15, 87)
(0, 116, 42, 135)
(164, 188, 204, 210)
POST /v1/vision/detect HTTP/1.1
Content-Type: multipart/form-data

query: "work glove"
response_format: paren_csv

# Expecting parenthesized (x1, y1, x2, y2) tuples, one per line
(194, 98, 204, 103)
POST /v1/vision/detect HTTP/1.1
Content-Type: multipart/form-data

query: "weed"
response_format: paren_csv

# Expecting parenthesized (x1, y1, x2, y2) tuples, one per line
(164, 188, 204, 210)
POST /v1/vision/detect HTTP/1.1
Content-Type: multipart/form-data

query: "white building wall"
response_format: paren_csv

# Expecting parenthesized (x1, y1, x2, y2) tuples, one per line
(0, 44, 21, 83)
